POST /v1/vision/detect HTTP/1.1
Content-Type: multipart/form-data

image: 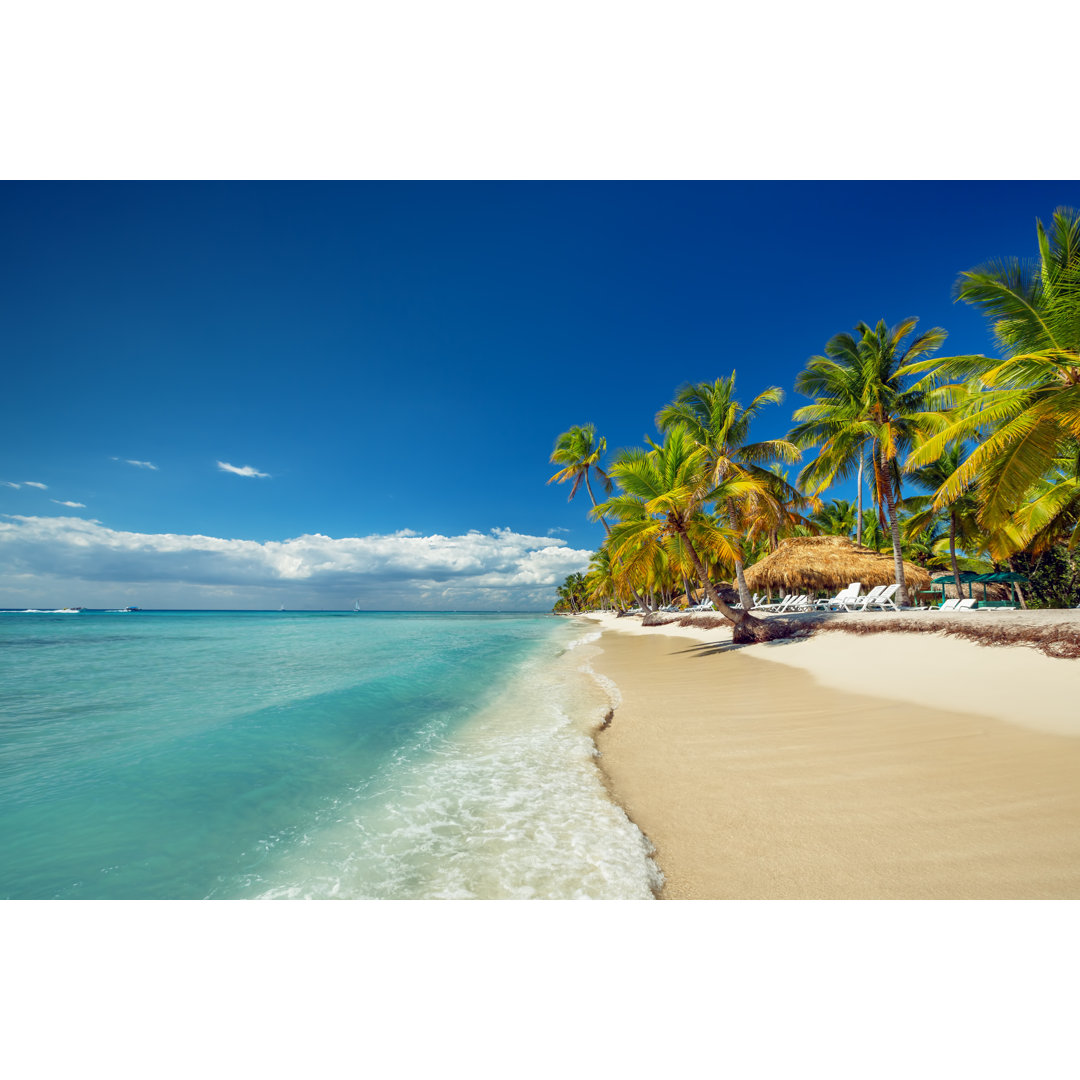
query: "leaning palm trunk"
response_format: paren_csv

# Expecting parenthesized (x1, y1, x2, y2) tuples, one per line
(732, 558, 753, 610)
(676, 525, 775, 643)
(879, 449, 910, 606)
(727, 498, 754, 610)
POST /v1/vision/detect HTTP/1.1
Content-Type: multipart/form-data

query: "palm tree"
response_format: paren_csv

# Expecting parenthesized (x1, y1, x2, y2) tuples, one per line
(595, 425, 775, 642)
(655, 374, 801, 610)
(1007, 451, 1080, 553)
(903, 441, 984, 597)
(790, 318, 948, 605)
(810, 498, 858, 539)
(553, 572, 589, 613)
(904, 207, 1080, 549)
(549, 423, 652, 611)
(790, 354, 874, 545)
(583, 547, 619, 611)
(858, 508, 890, 552)
(548, 424, 613, 522)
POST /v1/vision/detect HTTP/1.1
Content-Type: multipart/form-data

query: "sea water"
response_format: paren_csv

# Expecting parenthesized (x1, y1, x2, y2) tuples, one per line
(0, 611, 660, 899)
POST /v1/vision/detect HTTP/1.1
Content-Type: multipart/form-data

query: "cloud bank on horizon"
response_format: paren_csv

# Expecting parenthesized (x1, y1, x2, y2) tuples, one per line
(0, 515, 592, 610)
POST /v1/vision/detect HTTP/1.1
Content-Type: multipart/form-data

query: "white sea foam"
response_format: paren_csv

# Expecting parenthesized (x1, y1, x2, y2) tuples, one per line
(562, 627, 601, 650)
(253, 625, 660, 900)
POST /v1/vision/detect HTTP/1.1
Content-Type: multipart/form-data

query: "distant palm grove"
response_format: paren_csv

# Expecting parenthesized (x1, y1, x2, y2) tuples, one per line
(549, 208, 1080, 626)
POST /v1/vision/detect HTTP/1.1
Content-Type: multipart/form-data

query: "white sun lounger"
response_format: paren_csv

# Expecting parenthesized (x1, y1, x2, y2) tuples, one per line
(937, 598, 961, 611)
(850, 584, 887, 610)
(815, 583, 862, 611)
(863, 583, 901, 611)
(754, 593, 794, 612)
(781, 594, 811, 612)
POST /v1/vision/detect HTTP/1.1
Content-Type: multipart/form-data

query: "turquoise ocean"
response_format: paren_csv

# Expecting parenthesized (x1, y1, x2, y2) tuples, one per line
(0, 610, 660, 899)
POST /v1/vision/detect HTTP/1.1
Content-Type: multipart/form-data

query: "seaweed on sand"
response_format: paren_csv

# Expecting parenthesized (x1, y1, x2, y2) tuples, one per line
(662, 610, 1080, 659)
(810, 617, 1080, 660)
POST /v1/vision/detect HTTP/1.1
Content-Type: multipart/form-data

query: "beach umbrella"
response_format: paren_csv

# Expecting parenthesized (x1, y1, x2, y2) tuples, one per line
(743, 535, 931, 600)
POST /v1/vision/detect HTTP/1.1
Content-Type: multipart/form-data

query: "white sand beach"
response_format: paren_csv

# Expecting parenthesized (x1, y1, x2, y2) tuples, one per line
(582, 609, 1080, 899)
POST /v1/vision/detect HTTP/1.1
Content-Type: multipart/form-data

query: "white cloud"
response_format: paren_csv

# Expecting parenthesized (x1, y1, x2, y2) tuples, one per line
(0, 516, 594, 610)
(547, 526, 570, 535)
(112, 458, 159, 470)
(24, 481, 47, 490)
(1, 481, 19, 489)
(50, 500, 87, 508)
(217, 461, 270, 478)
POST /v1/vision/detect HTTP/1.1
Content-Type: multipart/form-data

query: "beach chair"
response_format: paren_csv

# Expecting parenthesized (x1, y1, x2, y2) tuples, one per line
(815, 583, 861, 611)
(955, 598, 979, 611)
(937, 598, 961, 611)
(862, 583, 901, 611)
(754, 593, 793, 612)
(850, 584, 887, 611)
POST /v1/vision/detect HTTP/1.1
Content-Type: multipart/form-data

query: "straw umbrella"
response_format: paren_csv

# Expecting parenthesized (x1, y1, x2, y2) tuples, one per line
(743, 535, 931, 603)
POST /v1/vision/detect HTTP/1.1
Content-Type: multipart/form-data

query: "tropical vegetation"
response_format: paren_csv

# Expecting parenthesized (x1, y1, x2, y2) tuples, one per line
(550, 207, 1080, 617)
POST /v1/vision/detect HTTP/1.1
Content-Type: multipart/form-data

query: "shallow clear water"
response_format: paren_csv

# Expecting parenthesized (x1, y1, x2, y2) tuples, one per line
(0, 611, 659, 899)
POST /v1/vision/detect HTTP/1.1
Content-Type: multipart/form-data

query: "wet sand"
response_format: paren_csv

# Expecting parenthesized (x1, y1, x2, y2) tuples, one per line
(586, 621, 1080, 899)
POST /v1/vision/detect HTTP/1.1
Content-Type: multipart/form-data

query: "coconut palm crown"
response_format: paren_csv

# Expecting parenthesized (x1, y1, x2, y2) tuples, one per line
(655, 373, 802, 608)
(548, 424, 613, 526)
(904, 207, 1080, 547)
(790, 317, 948, 605)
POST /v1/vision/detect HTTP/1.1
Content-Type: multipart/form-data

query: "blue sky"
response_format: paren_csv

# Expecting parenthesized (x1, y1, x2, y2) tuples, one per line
(3, 181, 1079, 609)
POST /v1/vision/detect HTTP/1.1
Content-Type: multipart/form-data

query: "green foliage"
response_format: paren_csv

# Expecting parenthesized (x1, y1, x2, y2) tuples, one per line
(1009, 547, 1080, 609)
(810, 498, 857, 538)
(906, 207, 1080, 547)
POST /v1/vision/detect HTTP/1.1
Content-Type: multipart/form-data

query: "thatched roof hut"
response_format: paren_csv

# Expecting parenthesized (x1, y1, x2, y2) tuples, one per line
(743, 536, 932, 595)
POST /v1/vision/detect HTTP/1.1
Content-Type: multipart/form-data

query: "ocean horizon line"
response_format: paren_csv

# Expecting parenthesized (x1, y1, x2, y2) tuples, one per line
(0, 606, 555, 614)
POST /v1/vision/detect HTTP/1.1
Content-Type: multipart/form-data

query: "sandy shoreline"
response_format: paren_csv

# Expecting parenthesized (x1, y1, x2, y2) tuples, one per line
(581, 610, 1080, 899)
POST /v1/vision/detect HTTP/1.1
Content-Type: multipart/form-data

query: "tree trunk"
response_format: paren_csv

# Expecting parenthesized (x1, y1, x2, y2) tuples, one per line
(949, 513, 963, 599)
(855, 450, 864, 546)
(879, 449, 910, 606)
(727, 497, 754, 610)
(1007, 557, 1029, 610)
(677, 524, 776, 643)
